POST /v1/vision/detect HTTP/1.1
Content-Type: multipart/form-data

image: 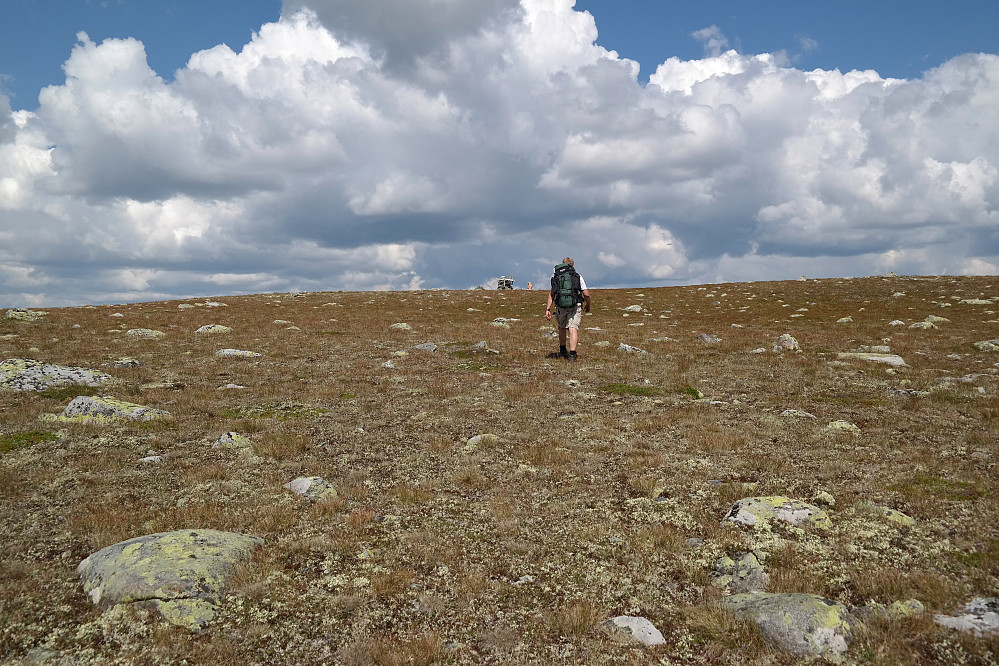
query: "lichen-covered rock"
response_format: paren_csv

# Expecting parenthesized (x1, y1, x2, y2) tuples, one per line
(973, 338, 999, 352)
(602, 615, 665, 646)
(284, 476, 337, 502)
(836, 352, 907, 367)
(77, 529, 262, 630)
(773, 334, 800, 352)
(934, 597, 999, 635)
(5, 308, 47, 322)
(698, 333, 722, 344)
(721, 593, 857, 658)
(1, 358, 112, 392)
(43, 396, 170, 423)
(389, 323, 413, 331)
(723, 496, 832, 530)
(195, 324, 233, 334)
(215, 349, 262, 358)
(618, 343, 647, 354)
(711, 552, 770, 593)
(824, 420, 861, 436)
(125, 328, 166, 339)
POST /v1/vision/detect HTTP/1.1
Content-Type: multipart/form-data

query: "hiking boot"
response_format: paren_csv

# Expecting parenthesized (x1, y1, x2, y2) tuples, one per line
(569, 351, 578, 362)
(559, 348, 570, 360)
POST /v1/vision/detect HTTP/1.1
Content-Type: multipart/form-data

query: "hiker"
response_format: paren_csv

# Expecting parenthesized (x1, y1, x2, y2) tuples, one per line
(545, 257, 591, 362)
(526, 282, 533, 291)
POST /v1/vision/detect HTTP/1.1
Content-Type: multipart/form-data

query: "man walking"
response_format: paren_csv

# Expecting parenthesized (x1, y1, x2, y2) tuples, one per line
(546, 257, 591, 362)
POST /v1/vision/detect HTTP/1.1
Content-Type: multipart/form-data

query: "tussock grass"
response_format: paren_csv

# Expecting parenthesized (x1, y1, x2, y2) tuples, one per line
(2, 277, 999, 663)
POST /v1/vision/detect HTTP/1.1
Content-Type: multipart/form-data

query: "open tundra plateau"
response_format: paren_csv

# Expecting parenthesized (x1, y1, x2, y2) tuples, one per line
(1, 275, 998, 665)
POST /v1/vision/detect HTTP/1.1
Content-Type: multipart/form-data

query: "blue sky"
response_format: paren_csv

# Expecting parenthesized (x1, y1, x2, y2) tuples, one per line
(1, 1, 998, 306)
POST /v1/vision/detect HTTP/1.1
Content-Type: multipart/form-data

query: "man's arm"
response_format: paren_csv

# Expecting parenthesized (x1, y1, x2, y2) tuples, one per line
(546, 291, 554, 320)
(582, 289, 591, 313)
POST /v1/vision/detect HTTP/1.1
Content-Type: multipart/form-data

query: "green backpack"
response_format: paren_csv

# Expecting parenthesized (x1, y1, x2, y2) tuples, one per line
(551, 263, 582, 309)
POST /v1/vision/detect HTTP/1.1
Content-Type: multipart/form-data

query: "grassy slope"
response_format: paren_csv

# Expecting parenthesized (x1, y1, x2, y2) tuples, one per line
(1, 276, 998, 664)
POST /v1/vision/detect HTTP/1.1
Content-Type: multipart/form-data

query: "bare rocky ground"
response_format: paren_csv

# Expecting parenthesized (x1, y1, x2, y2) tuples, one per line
(1, 275, 998, 665)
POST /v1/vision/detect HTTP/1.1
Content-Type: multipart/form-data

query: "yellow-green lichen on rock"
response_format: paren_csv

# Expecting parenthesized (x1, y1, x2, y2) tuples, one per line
(42, 395, 170, 423)
(721, 592, 857, 658)
(77, 529, 263, 630)
(723, 496, 832, 530)
(5, 308, 48, 322)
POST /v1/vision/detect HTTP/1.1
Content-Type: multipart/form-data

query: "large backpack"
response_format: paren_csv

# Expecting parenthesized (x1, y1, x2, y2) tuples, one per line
(551, 263, 582, 309)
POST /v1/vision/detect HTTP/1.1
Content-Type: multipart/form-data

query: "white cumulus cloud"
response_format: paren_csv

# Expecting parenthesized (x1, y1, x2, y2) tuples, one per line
(0, 0, 997, 306)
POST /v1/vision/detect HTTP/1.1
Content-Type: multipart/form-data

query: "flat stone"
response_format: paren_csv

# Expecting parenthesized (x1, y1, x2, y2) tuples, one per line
(195, 325, 233, 334)
(934, 597, 999, 635)
(603, 615, 665, 646)
(43, 396, 171, 423)
(1, 358, 112, 392)
(77, 529, 262, 630)
(837, 352, 907, 367)
(216, 349, 262, 358)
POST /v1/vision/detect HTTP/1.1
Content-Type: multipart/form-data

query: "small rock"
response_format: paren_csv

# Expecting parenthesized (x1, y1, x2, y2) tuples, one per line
(773, 334, 800, 353)
(934, 597, 999, 635)
(603, 616, 666, 646)
(215, 349, 262, 358)
(618, 343, 647, 354)
(623, 305, 644, 313)
(837, 317, 853, 323)
(413, 342, 438, 352)
(284, 476, 337, 502)
(698, 333, 722, 344)
(125, 328, 166, 339)
(837, 352, 907, 367)
(195, 324, 233, 334)
(712, 552, 770, 593)
(824, 420, 861, 436)
(389, 323, 413, 331)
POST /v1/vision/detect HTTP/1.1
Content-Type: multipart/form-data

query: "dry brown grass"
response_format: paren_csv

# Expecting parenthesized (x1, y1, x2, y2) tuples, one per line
(2, 276, 998, 663)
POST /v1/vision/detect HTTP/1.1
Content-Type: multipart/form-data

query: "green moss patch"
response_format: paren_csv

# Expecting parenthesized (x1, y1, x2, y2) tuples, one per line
(0, 430, 58, 453)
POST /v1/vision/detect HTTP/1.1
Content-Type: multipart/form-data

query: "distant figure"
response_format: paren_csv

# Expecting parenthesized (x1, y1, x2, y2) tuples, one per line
(545, 257, 591, 362)
(526, 282, 533, 290)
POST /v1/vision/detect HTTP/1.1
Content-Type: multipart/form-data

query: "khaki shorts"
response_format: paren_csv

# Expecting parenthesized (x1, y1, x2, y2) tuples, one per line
(554, 304, 582, 329)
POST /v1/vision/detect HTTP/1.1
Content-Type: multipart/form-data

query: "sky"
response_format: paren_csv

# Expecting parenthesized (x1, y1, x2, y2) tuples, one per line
(1, 0, 998, 307)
